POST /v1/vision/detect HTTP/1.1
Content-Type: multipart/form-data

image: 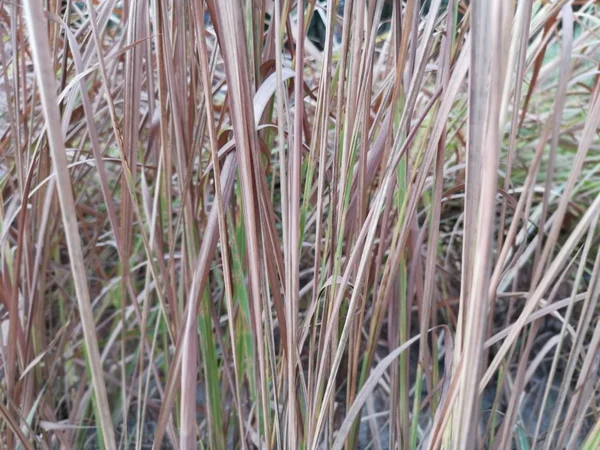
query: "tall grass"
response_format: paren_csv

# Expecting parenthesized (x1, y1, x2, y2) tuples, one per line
(1, 0, 600, 449)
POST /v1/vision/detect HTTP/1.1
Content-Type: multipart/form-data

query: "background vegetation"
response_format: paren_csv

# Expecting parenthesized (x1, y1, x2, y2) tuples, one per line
(1, 0, 600, 448)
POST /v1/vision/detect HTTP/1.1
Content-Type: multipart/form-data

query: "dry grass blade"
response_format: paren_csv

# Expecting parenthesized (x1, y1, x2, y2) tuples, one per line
(20, 3, 116, 449)
(0, 400, 34, 450)
(453, 1, 508, 448)
(210, 4, 272, 442)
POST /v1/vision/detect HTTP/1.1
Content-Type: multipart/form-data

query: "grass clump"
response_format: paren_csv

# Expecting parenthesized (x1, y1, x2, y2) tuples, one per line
(1, 0, 600, 449)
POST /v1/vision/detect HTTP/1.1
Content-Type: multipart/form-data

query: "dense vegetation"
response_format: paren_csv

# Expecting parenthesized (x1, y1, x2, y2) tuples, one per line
(1, 0, 600, 448)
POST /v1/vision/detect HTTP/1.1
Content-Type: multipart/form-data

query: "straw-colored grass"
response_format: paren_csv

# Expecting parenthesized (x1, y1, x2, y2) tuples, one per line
(1, 0, 600, 449)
